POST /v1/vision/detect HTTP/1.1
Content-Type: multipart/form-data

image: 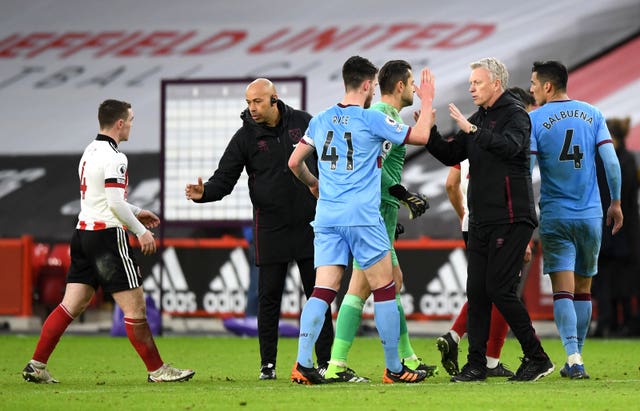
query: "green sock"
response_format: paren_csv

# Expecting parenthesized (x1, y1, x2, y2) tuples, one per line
(396, 293, 416, 361)
(329, 294, 364, 365)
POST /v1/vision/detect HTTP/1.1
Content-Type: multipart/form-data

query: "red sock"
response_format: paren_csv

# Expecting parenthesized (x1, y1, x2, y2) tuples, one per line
(486, 304, 509, 359)
(124, 317, 164, 371)
(33, 304, 74, 364)
(451, 301, 468, 337)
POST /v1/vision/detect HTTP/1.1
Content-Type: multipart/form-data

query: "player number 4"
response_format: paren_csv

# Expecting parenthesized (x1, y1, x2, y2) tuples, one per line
(79, 161, 88, 199)
(559, 129, 583, 169)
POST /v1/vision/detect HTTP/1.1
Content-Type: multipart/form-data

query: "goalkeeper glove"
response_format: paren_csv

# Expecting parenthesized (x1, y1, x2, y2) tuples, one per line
(389, 184, 429, 219)
(394, 223, 405, 240)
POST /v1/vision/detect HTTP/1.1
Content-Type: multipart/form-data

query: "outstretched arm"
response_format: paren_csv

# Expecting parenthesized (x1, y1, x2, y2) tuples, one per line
(448, 103, 475, 135)
(452, 106, 529, 159)
(185, 177, 205, 201)
(405, 68, 436, 145)
(186, 134, 246, 203)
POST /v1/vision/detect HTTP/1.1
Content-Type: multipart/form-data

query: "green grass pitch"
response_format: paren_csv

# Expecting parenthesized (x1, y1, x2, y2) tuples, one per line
(2, 334, 639, 410)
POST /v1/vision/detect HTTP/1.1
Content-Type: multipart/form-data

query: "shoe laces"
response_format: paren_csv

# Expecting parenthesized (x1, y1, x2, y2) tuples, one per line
(515, 357, 545, 379)
(339, 368, 369, 382)
(261, 363, 275, 372)
(154, 364, 182, 378)
(444, 333, 458, 347)
(513, 357, 528, 375)
(26, 362, 57, 383)
(340, 367, 359, 377)
(390, 367, 423, 382)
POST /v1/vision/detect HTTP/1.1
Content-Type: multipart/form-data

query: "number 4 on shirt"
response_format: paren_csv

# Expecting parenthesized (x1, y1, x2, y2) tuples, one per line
(559, 129, 583, 169)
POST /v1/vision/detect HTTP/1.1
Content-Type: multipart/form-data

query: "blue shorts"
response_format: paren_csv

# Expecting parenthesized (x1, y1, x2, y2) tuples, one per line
(539, 217, 602, 276)
(353, 201, 398, 270)
(314, 220, 390, 270)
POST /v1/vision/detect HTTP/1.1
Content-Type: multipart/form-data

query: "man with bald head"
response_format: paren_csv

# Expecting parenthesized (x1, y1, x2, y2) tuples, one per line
(186, 78, 333, 380)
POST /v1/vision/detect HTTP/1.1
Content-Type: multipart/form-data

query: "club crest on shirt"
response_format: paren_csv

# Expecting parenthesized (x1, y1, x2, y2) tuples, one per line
(257, 140, 269, 152)
(288, 128, 302, 143)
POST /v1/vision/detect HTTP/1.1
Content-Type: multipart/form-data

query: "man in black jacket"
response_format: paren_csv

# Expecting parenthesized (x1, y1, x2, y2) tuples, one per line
(425, 58, 552, 382)
(185, 78, 333, 380)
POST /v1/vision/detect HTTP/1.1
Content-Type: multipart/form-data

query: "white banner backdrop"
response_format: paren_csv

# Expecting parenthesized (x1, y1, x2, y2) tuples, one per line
(1, 0, 639, 154)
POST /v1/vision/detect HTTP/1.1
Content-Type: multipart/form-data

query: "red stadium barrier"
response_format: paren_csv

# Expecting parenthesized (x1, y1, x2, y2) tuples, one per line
(130, 236, 556, 321)
(35, 242, 103, 312)
(0, 235, 556, 321)
(36, 243, 70, 312)
(0, 236, 33, 316)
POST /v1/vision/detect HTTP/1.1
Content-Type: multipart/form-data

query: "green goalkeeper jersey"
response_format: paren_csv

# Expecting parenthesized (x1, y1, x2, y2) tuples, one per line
(370, 101, 406, 208)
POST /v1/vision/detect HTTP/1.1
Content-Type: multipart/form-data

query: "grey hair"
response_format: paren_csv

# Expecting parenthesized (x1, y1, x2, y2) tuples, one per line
(470, 57, 509, 90)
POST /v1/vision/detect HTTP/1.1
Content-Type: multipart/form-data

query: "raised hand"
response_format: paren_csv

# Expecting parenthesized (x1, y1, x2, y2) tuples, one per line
(448, 103, 474, 134)
(416, 68, 435, 105)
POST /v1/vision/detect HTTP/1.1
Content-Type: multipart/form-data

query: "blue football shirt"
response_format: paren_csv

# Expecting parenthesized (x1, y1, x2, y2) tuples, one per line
(302, 104, 409, 226)
(530, 100, 613, 220)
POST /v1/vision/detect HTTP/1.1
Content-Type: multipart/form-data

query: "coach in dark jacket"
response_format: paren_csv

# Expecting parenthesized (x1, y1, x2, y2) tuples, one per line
(185, 78, 333, 380)
(430, 93, 537, 227)
(426, 58, 552, 382)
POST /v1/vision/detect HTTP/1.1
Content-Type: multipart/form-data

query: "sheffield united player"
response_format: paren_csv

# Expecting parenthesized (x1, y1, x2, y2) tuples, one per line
(22, 99, 194, 384)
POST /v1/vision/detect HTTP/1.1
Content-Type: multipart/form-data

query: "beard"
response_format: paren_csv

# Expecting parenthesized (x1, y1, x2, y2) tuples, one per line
(364, 94, 373, 109)
(401, 94, 414, 109)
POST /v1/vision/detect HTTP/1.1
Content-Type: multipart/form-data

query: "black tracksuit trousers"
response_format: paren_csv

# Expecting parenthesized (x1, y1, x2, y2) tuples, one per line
(258, 258, 333, 368)
(465, 222, 545, 368)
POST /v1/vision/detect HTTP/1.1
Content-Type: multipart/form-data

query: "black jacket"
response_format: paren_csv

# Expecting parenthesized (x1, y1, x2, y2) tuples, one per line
(597, 144, 640, 259)
(197, 100, 317, 264)
(426, 91, 537, 228)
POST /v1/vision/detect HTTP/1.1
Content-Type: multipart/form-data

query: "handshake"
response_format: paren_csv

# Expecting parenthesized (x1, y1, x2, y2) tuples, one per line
(389, 184, 430, 219)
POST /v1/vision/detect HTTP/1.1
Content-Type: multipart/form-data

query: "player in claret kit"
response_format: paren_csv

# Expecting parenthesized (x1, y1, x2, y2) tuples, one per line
(22, 99, 194, 384)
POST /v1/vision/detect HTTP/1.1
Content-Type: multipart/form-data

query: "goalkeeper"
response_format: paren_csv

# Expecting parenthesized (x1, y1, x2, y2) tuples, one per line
(323, 60, 436, 383)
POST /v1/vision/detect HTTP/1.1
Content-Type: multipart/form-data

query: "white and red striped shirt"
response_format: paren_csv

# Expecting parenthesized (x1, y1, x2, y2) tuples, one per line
(76, 134, 145, 235)
(453, 159, 470, 232)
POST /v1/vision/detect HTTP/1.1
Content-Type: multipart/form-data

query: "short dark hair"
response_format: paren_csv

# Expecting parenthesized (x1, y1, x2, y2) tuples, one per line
(606, 117, 631, 141)
(532, 61, 568, 92)
(342, 56, 378, 91)
(98, 99, 131, 129)
(508, 86, 535, 107)
(378, 60, 412, 95)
